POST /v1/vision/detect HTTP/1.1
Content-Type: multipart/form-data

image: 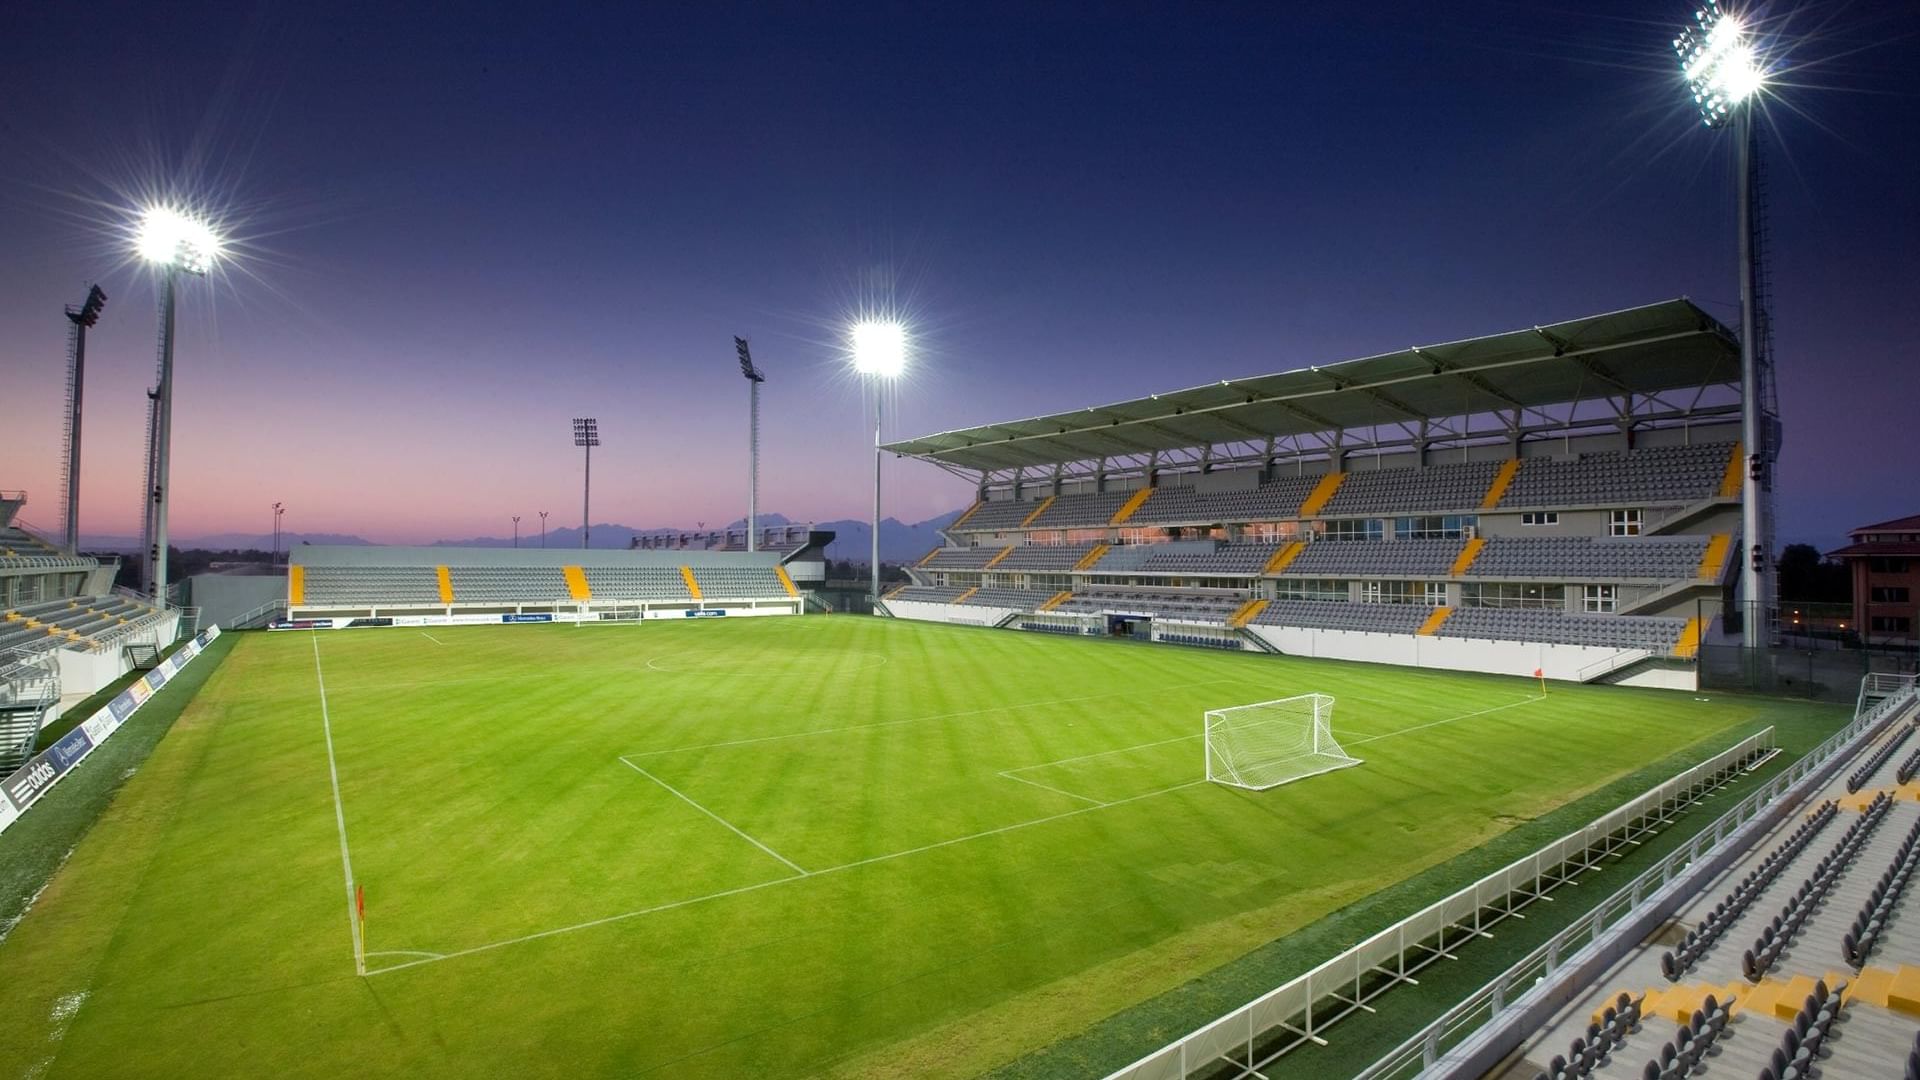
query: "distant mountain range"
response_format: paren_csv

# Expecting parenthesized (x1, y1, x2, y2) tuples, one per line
(76, 509, 967, 565)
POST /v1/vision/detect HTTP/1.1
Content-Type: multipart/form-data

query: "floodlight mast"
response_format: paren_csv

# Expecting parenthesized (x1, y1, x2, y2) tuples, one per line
(851, 322, 906, 605)
(61, 285, 107, 554)
(573, 418, 600, 549)
(1674, 1, 1773, 651)
(735, 337, 766, 553)
(135, 207, 220, 610)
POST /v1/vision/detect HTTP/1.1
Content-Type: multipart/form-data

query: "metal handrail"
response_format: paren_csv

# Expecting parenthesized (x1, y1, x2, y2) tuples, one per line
(1103, 727, 1777, 1080)
(1355, 682, 1919, 1079)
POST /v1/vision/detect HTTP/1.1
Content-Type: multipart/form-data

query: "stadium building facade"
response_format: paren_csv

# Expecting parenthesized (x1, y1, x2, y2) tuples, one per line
(883, 300, 1751, 689)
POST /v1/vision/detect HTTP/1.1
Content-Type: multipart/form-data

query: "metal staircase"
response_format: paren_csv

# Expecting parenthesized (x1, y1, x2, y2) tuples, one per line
(0, 648, 60, 774)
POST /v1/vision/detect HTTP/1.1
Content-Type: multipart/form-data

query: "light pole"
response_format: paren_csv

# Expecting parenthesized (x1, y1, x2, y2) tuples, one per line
(272, 502, 284, 562)
(512, 515, 521, 549)
(851, 322, 906, 605)
(573, 418, 599, 549)
(135, 207, 220, 610)
(735, 336, 766, 552)
(539, 510, 549, 548)
(1673, 1, 1772, 651)
(61, 285, 107, 555)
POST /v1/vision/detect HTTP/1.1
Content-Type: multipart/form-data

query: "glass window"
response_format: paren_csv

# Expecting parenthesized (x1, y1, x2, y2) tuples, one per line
(1275, 578, 1346, 601)
(1583, 583, 1617, 613)
(1871, 586, 1912, 602)
(1869, 557, 1911, 573)
(1324, 519, 1385, 541)
(1360, 581, 1426, 604)
(1462, 582, 1566, 609)
(1395, 515, 1478, 539)
(1610, 509, 1643, 537)
(1871, 616, 1913, 634)
(1521, 511, 1559, 526)
(1423, 581, 1448, 605)
(1240, 521, 1300, 542)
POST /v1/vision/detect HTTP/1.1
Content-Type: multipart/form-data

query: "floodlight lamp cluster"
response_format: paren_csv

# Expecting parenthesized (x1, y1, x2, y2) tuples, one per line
(67, 284, 108, 327)
(1674, 1, 1763, 127)
(734, 336, 765, 382)
(851, 321, 907, 378)
(136, 206, 222, 274)
(572, 417, 600, 447)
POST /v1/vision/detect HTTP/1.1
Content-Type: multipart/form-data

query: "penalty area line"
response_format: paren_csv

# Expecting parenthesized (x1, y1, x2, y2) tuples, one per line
(619, 757, 809, 876)
(1344, 694, 1548, 747)
(364, 776, 1208, 978)
(419, 631, 446, 645)
(310, 632, 366, 977)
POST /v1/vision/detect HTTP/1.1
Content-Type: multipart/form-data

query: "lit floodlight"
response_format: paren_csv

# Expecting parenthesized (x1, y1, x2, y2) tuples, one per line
(136, 206, 222, 274)
(851, 321, 907, 378)
(1674, 2, 1764, 127)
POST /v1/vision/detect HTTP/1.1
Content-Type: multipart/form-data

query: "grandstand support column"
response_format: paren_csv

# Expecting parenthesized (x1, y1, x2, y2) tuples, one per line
(850, 320, 905, 606)
(150, 270, 178, 610)
(1736, 103, 1766, 651)
(735, 337, 766, 552)
(573, 417, 599, 550)
(871, 388, 882, 603)
(61, 285, 106, 554)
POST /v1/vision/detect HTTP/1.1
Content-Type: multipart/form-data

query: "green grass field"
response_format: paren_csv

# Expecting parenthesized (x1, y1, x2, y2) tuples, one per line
(0, 616, 1827, 1078)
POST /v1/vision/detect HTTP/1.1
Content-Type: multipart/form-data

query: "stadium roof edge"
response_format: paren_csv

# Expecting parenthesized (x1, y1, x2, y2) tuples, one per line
(883, 298, 1739, 473)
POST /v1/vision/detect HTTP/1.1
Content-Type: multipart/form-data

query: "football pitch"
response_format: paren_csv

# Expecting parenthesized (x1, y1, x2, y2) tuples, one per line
(0, 616, 1810, 1078)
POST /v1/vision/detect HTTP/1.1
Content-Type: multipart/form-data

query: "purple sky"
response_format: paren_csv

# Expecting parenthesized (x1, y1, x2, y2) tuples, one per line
(2, 3, 1915, 549)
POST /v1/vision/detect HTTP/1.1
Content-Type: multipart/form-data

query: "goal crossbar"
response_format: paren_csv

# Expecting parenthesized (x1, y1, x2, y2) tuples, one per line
(1205, 693, 1361, 791)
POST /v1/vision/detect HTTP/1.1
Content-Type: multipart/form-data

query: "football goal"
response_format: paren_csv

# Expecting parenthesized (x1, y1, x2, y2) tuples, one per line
(581, 604, 643, 626)
(1204, 693, 1361, 790)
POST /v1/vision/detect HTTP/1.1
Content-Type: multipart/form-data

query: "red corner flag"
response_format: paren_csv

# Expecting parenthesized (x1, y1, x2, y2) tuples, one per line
(1533, 667, 1543, 679)
(356, 884, 365, 922)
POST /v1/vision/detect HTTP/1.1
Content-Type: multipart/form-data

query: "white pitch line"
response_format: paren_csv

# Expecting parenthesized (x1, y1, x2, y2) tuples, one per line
(310, 632, 366, 977)
(996, 769, 1109, 807)
(365, 776, 1207, 977)
(619, 757, 809, 876)
(627, 678, 1242, 759)
(1344, 694, 1547, 746)
(419, 631, 446, 645)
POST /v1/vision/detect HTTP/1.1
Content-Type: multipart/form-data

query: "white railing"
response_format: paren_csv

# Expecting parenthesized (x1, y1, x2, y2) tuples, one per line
(1574, 648, 1654, 683)
(1103, 726, 1778, 1080)
(1354, 681, 1920, 1080)
(228, 599, 288, 628)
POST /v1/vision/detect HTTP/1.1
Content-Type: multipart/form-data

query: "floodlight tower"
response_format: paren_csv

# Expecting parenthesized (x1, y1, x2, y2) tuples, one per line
(851, 322, 906, 604)
(539, 510, 549, 548)
(573, 418, 599, 549)
(1674, 0, 1774, 650)
(734, 336, 766, 552)
(272, 502, 285, 562)
(135, 207, 220, 609)
(61, 285, 108, 554)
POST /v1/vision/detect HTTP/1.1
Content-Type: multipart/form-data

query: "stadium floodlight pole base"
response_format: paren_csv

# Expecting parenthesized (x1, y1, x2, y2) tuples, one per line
(1205, 693, 1361, 791)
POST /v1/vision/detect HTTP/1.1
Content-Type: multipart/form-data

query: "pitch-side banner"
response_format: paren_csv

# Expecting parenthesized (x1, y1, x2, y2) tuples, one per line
(0, 624, 222, 837)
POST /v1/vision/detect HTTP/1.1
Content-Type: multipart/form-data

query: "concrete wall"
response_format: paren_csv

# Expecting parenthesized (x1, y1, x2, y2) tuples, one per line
(53, 611, 180, 706)
(185, 572, 286, 627)
(1245, 625, 1695, 689)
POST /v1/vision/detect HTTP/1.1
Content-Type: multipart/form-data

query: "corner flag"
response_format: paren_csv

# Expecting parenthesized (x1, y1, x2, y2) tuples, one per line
(1534, 667, 1548, 694)
(356, 884, 365, 923)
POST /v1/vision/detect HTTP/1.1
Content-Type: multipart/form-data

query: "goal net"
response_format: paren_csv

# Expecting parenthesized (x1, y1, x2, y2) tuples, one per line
(581, 603, 643, 626)
(1205, 693, 1360, 791)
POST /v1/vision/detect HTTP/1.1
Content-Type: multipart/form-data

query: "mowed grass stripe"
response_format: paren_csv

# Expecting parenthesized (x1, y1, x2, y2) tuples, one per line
(0, 618, 1800, 1079)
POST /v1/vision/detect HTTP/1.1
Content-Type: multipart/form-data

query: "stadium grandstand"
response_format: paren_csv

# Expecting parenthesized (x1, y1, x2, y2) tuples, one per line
(0, 490, 176, 769)
(279, 538, 825, 626)
(882, 299, 1747, 690)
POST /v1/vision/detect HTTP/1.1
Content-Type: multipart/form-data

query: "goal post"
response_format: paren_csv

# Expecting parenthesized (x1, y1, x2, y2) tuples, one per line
(579, 603, 643, 626)
(1205, 693, 1361, 791)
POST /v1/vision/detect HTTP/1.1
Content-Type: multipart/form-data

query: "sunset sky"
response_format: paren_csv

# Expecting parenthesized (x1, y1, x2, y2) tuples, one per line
(2, 3, 1914, 548)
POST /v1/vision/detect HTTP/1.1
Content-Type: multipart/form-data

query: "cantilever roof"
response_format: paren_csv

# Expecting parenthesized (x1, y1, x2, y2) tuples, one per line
(884, 299, 1739, 472)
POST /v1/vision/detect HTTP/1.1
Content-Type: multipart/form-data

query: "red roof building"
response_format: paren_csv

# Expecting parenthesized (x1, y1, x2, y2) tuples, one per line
(1829, 514, 1920, 647)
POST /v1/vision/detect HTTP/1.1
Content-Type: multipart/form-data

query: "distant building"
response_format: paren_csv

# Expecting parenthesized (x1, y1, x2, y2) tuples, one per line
(1829, 513, 1920, 648)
